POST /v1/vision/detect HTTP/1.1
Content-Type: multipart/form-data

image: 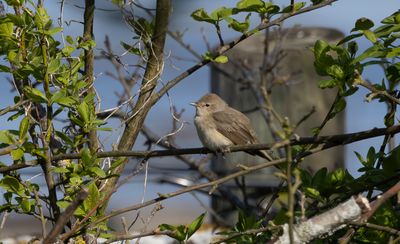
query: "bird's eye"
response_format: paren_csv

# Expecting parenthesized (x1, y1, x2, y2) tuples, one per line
(205, 103, 210, 107)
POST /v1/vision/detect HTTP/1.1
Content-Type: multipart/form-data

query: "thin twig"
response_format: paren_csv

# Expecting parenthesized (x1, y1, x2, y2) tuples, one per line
(349, 222, 400, 236)
(34, 188, 47, 239)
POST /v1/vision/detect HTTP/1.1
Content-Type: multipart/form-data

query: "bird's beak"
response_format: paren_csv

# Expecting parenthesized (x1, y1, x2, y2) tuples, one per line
(190, 102, 197, 107)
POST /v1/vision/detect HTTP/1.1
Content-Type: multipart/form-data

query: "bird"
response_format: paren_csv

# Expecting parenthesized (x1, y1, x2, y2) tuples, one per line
(191, 93, 273, 161)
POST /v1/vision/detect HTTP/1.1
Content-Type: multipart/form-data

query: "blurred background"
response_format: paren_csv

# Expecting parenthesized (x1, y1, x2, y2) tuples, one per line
(0, 0, 399, 238)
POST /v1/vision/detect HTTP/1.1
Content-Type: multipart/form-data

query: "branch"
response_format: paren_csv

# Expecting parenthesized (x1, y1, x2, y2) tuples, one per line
(361, 180, 400, 221)
(358, 78, 400, 105)
(44, 188, 88, 244)
(349, 222, 400, 236)
(82, 0, 99, 151)
(99, 0, 171, 203)
(0, 160, 38, 173)
(51, 124, 400, 161)
(0, 100, 29, 116)
(274, 195, 370, 244)
(2, 124, 399, 175)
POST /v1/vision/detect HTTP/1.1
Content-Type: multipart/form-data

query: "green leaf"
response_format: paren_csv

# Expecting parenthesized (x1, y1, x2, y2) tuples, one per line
(11, 148, 24, 160)
(50, 90, 65, 105)
(355, 151, 366, 165)
(353, 17, 374, 31)
(55, 131, 74, 146)
(210, 7, 233, 20)
(66, 35, 74, 45)
(0, 175, 26, 197)
(337, 33, 363, 45)
(21, 198, 32, 212)
(159, 223, 186, 241)
(363, 30, 377, 43)
(304, 187, 321, 199)
(214, 55, 228, 64)
(34, 6, 50, 28)
(366, 147, 376, 167)
(78, 39, 96, 50)
(62, 45, 76, 56)
(312, 167, 327, 187)
(281, 2, 306, 13)
(7, 50, 17, 63)
(329, 168, 347, 185)
(77, 102, 90, 123)
(84, 183, 99, 211)
(70, 176, 82, 187)
(24, 87, 48, 103)
(313, 40, 329, 58)
(386, 47, 400, 59)
(236, 0, 264, 12)
(18, 117, 29, 141)
(227, 14, 250, 33)
(90, 167, 106, 178)
(56, 96, 78, 108)
(0, 130, 16, 145)
(47, 58, 61, 74)
(352, 45, 384, 64)
(318, 79, 337, 89)
(0, 64, 11, 73)
(81, 148, 94, 168)
(326, 65, 345, 80)
(386, 63, 400, 87)
(52, 167, 69, 173)
(159, 223, 176, 232)
(0, 22, 14, 39)
(381, 11, 400, 24)
(44, 27, 62, 35)
(120, 41, 140, 55)
(191, 9, 216, 24)
(187, 213, 206, 239)
(57, 200, 71, 209)
(347, 41, 358, 56)
(382, 145, 400, 176)
(69, 114, 84, 127)
(175, 225, 187, 241)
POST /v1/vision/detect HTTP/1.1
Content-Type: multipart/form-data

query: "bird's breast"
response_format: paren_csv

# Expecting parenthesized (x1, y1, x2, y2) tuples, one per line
(194, 115, 232, 150)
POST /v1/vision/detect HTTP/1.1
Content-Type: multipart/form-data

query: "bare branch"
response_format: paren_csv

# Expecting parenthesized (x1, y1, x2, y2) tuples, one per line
(51, 124, 400, 161)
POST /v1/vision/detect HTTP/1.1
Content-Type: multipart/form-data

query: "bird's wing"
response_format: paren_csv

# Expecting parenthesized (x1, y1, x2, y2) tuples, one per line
(212, 108, 259, 145)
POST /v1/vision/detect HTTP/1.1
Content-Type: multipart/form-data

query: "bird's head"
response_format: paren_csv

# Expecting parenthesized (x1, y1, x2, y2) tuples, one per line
(190, 93, 227, 116)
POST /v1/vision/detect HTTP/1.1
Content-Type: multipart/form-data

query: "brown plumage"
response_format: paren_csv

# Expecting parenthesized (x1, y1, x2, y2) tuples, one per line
(191, 93, 272, 161)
